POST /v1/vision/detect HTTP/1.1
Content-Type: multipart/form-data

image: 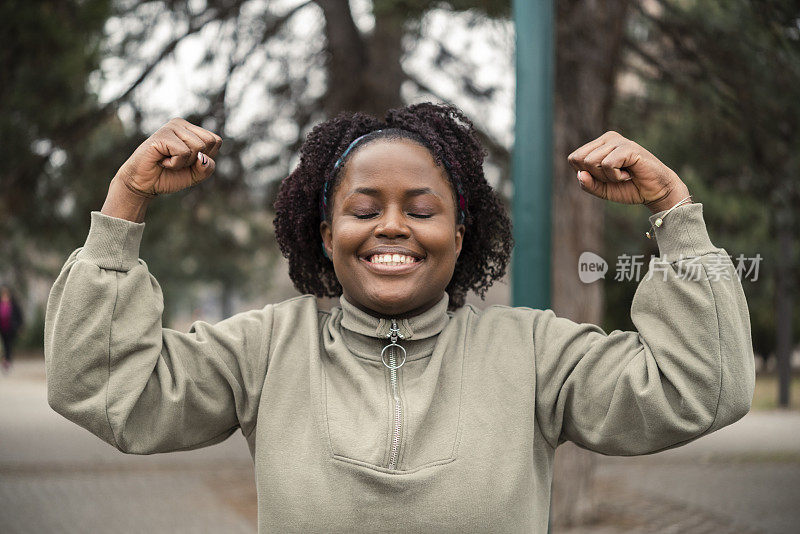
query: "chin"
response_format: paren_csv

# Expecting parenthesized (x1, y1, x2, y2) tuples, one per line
(357, 288, 421, 317)
(367, 290, 446, 318)
(367, 297, 416, 317)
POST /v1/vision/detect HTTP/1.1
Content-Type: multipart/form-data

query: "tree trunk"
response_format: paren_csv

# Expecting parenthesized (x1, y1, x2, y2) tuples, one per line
(362, 10, 405, 115)
(314, 0, 368, 116)
(220, 281, 234, 321)
(550, 0, 630, 527)
(315, 0, 404, 117)
(775, 207, 794, 408)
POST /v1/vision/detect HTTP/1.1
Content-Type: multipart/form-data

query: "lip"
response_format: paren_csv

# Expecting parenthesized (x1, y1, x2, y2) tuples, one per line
(359, 256, 423, 275)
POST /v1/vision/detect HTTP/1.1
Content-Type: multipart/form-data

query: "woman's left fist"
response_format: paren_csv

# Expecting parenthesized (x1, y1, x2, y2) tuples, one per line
(568, 131, 690, 212)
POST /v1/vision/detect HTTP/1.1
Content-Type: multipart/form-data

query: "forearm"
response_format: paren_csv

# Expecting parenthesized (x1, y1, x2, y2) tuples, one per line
(101, 176, 152, 223)
(645, 180, 692, 214)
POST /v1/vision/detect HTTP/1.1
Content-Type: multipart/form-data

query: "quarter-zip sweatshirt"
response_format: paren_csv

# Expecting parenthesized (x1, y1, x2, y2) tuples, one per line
(44, 202, 755, 533)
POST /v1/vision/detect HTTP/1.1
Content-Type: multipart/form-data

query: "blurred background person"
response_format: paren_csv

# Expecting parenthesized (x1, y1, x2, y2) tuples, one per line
(0, 284, 24, 372)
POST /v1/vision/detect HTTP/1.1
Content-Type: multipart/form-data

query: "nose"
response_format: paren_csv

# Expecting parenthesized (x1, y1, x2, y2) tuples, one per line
(374, 206, 410, 239)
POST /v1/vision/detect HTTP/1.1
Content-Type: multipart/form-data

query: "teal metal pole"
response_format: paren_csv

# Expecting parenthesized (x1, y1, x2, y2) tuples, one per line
(511, 0, 553, 309)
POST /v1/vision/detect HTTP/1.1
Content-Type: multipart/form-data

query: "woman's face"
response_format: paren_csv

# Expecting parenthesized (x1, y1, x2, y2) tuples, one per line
(320, 138, 464, 317)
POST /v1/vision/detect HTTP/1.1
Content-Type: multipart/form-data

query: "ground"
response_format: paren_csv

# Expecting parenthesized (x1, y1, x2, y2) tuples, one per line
(1, 358, 798, 533)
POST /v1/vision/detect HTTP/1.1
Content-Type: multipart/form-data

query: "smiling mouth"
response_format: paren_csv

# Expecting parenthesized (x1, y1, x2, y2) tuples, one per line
(365, 253, 421, 266)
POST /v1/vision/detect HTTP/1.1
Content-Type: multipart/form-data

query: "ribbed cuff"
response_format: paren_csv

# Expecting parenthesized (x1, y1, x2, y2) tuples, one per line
(76, 211, 145, 271)
(647, 202, 717, 260)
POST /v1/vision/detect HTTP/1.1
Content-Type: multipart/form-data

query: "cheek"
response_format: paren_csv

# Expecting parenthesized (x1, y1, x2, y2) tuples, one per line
(330, 222, 363, 252)
(419, 224, 461, 255)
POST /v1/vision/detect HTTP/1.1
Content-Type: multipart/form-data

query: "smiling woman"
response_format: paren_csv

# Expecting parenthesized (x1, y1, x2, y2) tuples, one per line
(274, 105, 513, 312)
(44, 103, 755, 533)
(320, 138, 465, 317)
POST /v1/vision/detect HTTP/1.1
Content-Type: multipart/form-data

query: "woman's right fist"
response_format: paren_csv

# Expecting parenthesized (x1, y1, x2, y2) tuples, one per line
(115, 118, 222, 198)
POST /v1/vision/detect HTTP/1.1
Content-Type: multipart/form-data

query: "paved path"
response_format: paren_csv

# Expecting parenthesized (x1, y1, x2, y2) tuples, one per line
(2, 359, 799, 533)
(562, 405, 800, 534)
(0, 360, 257, 533)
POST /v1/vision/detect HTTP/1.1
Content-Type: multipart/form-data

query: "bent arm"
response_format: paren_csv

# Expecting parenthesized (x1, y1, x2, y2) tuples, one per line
(45, 211, 271, 454)
(534, 202, 755, 455)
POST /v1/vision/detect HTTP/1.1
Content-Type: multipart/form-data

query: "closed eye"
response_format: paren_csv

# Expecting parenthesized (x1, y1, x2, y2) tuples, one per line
(354, 213, 379, 219)
(408, 213, 433, 219)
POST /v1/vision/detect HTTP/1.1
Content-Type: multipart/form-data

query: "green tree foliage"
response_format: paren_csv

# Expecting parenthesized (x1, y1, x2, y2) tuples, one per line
(608, 0, 799, 371)
(75, 0, 513, 320)
(2, 0, 513, 328)
(0, 0, 111, 281)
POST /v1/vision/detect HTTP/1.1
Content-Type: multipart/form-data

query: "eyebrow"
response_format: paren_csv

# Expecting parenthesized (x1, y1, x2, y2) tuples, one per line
(348, 187, 442, 199)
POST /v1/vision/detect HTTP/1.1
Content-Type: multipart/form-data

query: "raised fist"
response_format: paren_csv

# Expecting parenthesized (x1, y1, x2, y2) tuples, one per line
(568, 131, 690, 211)
(115, 118, 223, 198)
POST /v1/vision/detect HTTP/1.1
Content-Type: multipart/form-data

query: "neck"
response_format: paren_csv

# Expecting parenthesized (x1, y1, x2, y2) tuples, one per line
(343, 293, 447, 320)
(338, 292, 450, 342)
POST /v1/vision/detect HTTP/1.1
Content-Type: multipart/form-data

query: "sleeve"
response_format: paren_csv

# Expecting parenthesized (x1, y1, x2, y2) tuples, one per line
(533, 202, 755, 455)
(44, 211, 272, 454)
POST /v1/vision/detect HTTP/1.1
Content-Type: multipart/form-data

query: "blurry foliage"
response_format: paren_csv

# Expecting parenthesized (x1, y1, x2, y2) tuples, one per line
(0, 0, 111, 279)
(1, 0, 513, 336)
(97, 0, 513, 322)
(17, 304, 46, 351)
(8, 0, 794, 362)
(606, 0, 800, 360)
(372, 0, 508, 17)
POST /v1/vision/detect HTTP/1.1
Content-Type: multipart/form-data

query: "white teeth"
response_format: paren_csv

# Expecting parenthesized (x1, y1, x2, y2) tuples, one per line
(368, 254, 417, 265)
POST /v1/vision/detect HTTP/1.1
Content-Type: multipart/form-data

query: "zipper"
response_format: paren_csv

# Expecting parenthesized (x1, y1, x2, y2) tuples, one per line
(381, 320, 406, 470)
(388, 345, 402, 470)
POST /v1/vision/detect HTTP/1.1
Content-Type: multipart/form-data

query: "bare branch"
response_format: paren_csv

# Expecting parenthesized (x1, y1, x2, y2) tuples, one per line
(102, 8, 233, 111)
(407, 74, 511, 186)
(207, 1, 315, 132)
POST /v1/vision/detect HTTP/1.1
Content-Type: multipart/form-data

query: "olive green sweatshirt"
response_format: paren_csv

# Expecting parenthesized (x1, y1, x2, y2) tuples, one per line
(44, 202, 755, 533)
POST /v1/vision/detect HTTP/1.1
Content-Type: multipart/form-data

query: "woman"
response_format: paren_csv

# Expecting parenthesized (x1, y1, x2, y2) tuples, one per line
(45, 103, 754, 533)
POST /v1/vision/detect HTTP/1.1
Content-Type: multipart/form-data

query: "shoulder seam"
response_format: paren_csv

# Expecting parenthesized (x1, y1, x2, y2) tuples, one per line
(271, 294, 316, 308)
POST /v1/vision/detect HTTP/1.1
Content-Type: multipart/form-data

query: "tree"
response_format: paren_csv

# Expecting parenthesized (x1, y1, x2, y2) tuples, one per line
(0, 0, 111, 288)
(547, 0, 633, 527)
(618, 0, 799, 407)
(51, 0, 516, 321)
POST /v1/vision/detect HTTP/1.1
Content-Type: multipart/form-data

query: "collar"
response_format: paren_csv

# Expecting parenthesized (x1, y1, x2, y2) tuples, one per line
(338, 293, 450, 341)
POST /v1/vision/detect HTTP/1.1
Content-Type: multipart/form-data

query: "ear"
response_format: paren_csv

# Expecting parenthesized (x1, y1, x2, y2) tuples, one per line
(454, 224, 465, 258)
(320, 220, 333, 259)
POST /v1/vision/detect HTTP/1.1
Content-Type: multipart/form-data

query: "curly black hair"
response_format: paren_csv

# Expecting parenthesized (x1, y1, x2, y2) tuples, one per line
(273, 102, 512, 309)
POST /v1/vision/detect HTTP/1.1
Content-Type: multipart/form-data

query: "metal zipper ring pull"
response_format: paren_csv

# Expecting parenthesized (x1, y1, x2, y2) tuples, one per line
(381, 344, 407, 370)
